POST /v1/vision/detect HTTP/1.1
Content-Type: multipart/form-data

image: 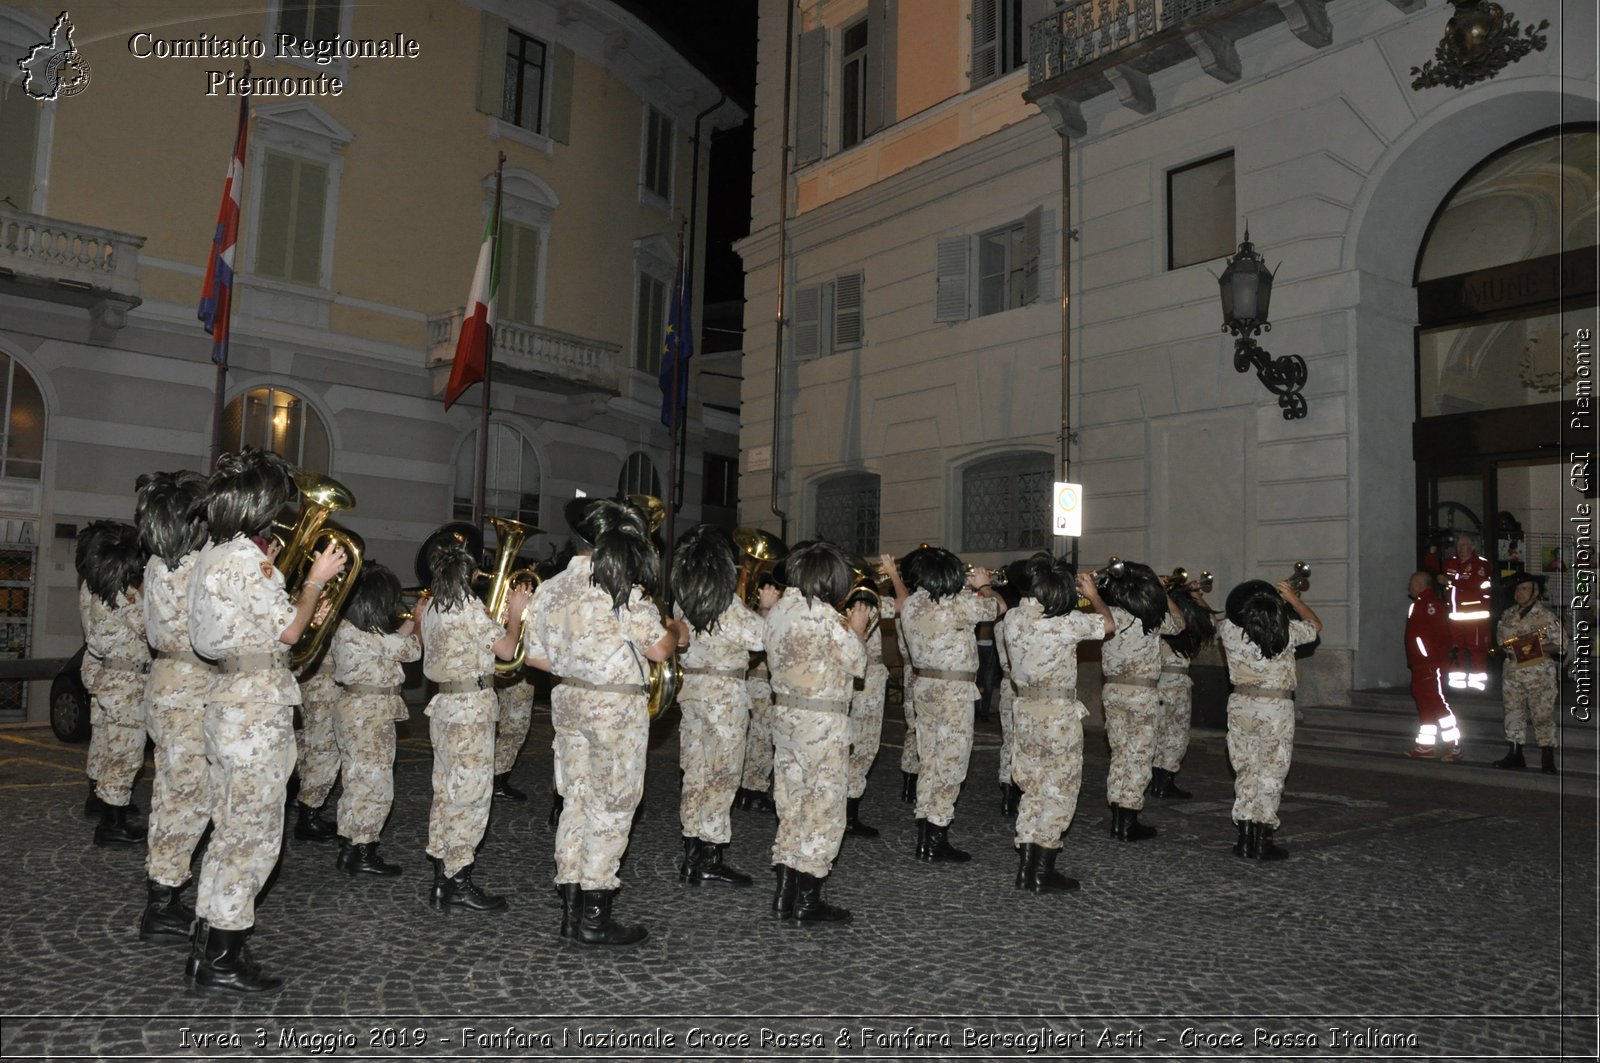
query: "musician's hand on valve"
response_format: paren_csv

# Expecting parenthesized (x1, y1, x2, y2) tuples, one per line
(506, 586, 533, 622)
(846, 601, 874, 639)
(757, 584, 780, 611)
(968, 565, 992, 590)
(308, 543, 347, 585)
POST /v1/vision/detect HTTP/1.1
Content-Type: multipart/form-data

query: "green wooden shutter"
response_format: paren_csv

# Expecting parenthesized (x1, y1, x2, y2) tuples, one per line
(502, 223, 540, 324)
(971, 0, 999, 87)
(792, 284, 821, 361)
(254, 151, 293, 279)
(289, 158, 327, 285)
(0, 78, 40, 212)
(834, 271, 864, 350)
(477, 13, 508, 116)
(935, 236, 970, 322)
(794, 28, 826, 166)
(548, 45, 574, 144)
(865, 0, 895, 137)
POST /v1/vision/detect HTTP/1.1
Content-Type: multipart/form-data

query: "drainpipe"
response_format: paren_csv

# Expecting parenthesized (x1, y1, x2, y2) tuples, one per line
(770, 0, 797, 543)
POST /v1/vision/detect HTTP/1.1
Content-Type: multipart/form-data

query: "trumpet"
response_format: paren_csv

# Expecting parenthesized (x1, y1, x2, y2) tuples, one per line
(964, 562, 1011, 588)
(1166, 567, 1215, 594)
(1286, 562, 1311, 595)
(275, 471, 364, 675)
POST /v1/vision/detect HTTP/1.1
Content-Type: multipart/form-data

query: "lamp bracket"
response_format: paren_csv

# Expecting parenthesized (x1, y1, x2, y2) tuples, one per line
(1233, 337, 1308, 420)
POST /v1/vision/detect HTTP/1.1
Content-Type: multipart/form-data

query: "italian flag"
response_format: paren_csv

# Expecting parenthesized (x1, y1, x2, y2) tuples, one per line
(443, 202, 500, 410)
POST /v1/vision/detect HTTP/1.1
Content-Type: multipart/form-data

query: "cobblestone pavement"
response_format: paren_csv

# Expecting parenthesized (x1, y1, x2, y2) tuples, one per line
(0, 702, 1595, 1061)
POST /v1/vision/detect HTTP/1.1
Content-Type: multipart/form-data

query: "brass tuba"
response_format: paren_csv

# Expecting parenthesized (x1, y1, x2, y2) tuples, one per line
(1286, 561, 1311, 595)
(483, 515, 542, 677)
(626, 495, 680, 719)
(733, 526, 786, 609)
(274, 471, 364, 675)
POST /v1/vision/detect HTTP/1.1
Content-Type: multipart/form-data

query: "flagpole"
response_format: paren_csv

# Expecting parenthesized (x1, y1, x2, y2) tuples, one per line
(662, 225, 687, 593)
(473, 152, 505, 535)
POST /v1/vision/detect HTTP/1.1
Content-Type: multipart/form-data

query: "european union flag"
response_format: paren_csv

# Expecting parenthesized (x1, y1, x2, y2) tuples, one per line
(658, 255, 692, 428)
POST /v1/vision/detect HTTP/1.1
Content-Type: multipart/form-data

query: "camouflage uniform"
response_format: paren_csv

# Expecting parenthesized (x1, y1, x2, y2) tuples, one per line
(1100, 607, 1182, 811)
(1153, 640, 1194, 774)
(994, 616, 1015, 789)
(848, 599, 894, 800)
(84, 585, 151, 807)
(765, 588, 866, 877)
(142, 552, 216, 887)
(895, 621, 919, 774)
(1497, 602, 1563, 748)
(330, 620, 419, 844)
(740, 657, 774, 793)
(1004, 599, 1107, 848)
(525, 555, 664, 891)
(1218, 617, 1319, 829)
(493, 672, 537, 775)
(79, 584, 104, 788)
(295, 666, 342, 809)
(188, 536, 299, 932)
(899, 588, 999, 827)
(421, 601, 502, 877)
(676, 598, 764, 844)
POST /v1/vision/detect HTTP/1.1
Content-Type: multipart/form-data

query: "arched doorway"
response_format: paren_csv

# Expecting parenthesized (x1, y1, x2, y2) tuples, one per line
(0, 349, 45, 721)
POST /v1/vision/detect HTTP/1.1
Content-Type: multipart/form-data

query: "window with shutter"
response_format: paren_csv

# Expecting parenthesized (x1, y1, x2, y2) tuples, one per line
(840, 19, 869, 151)
(970, 0, 999, 87)
(1168, 152, 1236, 270)
(634, 271, 668, 374)
(794, 28, 827, 166)
(863, 0, 895, 139)
(834, 272, 864, 350)
(256, 150, 328, 287)
(0, 77, 40, 212)
(276, 0, 342, 42)
(642, 106, 674, 202)
(501, 222, 541, 325)
(972, 0, 1038, 88)
(792, 284, 822, 362)
(503, 29, 548, 134)
(935, 236, 971, 323)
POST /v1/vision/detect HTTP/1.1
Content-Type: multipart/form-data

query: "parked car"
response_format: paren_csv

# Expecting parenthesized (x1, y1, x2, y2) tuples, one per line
(50, 645, 91, 743)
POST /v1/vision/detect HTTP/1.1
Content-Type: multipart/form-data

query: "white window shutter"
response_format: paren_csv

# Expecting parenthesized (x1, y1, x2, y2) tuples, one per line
(1021, 204, 1042, 307)
(935, 236, 970, 322)
(795, 28, 827, 166)
(1036, 207, 1056, 302)
(834, 271, 864, 350)
(971, 0, 999, 87)
(793, 284, 821, 361)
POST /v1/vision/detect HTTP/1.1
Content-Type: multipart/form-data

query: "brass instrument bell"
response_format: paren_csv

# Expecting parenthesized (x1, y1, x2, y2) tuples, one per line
(483, 515, 542, 677)
(1287, 562, 1311, 595)
(733, 526, 786, 609)
(274, 470, 364, 675)
(624, 494, 680, 719)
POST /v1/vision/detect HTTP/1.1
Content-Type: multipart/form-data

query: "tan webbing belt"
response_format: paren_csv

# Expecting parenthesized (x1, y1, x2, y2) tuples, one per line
(555, 676, 647, 696)
(216, 651, 289, 674)
(773, 692, 850, 714)
(914, 667, 977, 683)
(435, 675, 493, 694)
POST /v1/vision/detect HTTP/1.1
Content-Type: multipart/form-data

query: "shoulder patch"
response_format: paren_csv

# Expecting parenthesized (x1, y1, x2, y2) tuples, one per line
(260, 560, 275, 580)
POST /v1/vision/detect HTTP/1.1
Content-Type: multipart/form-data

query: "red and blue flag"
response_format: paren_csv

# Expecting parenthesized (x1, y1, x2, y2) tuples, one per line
(198, 93, 248, 366)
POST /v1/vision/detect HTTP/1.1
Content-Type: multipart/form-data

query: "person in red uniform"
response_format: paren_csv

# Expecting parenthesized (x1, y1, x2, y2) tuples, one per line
(1405, 571, 1462, 761)
(1425, 532, 1494, 692)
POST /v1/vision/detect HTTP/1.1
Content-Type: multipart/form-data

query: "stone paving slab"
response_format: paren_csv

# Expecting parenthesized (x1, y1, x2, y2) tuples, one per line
(0, 706, 1595, 1061)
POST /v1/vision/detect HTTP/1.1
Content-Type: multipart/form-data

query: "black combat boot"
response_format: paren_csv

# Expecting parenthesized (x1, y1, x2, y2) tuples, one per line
(1027, 846, 1079, 892)
(138, 879, 193, 943)
(920, 821, 971, 863)
(913, 818, 931, 860)
(547, 790, 564, 829)
(430, 863, 508, 912)
(84, 780, 103, 819)
(1541, 747, 1558, 775)
(344, 842, 402, 877)
(94, 803, 147, 848)
(192, 927, 283, 994)
(692, 842, 753, 887)
(335, 837, 354, 871)
(574, 889, 648, 945)
(1250, 822, 1289, 861)
(900, 771, 918, 803)
(1109, 806, 1156, 842)
(1231, 820, 1249, 858)
(792, 872, 852, 924)
(557, 883, 583, 938)
(844, 797, 879, 838)
(1492, 742, 1526, 770)
(185, 919, 207, 980)
(677, 836, 701, 883)
(732, 787, 751, 811)
(293, 802, 336, 842)
(493, 773, 527, 801)
(1162, 772, 1193, 799)
(748, 788, 775, 813)
(1014, 843, 1039, 889)
(771, 864, 798, 919)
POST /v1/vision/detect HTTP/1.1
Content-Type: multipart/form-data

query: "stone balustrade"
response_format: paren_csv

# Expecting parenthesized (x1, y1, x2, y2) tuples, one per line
(0, 206, 145, 340)
(426, 309, 620, 393)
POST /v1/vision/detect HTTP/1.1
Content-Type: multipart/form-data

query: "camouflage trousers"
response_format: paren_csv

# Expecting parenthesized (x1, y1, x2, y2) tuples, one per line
(296, 697, 341, 809)
(899, 677, 920, 773)
(195, 701, 297, 931)
(332, 694, 400, 844)
(1153, 674, 1194, 773)
(89, 678, 148, 807)
(1102, 684, 1159, 811)
(911, 678, 975, 828)
(679, 684, 750, 844)
(425, 691, 496, 877)
(770, 706, 849, 878)
(1226, 696, 1295, 829)
(551, 690, 648, 891)
(144, 693, 212, 887)
(997, 680, 1015, 785)
(1502, 662, 1559, 748)
(847, 663, 889, 799)
(1011, 698, 1086, 848)
(494, 683, 536, 775)
(740, 677, 774, 792)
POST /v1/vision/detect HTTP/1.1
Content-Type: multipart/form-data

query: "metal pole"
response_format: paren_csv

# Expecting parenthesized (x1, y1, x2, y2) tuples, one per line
(770, 0, 797, 543)
(473, 152, 505, 539)
(1060, 133, 1076, 569)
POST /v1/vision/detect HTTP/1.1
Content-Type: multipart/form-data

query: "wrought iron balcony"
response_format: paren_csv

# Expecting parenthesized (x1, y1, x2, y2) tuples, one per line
(1025, 0, 1374, 133)
(0, 206, 145, 341)
(426, 310, 621, 395)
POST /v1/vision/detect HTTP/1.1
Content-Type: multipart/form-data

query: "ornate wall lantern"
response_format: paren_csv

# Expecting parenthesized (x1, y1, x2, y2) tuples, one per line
(1410, 1, 1549, 90)
(1218, 231, 1308, 420)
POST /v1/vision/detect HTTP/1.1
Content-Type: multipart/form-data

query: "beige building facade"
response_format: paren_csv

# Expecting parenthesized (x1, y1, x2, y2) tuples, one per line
(738, 0, 1596, 701)
(0, 0, 743, 721)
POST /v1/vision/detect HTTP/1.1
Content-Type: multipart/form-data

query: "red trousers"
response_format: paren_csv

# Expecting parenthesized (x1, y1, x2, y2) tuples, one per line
(1411, 667, 1450, 726)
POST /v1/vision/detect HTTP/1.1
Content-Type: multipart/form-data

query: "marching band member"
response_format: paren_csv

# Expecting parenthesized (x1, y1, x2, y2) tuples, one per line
(891, 547, 1004, 863)
(416, 539, 528, 913)
(291, 660, 341, 843)
(523, 498, 686, 945)
(766, 541, 871, 924)
(734, 572, 779, 814)
(78, 520, 150, 847)
(493, 659, 538, 801)
(991, 560, 1027, 817)
(134, 471, 214, 942)
(671, 525, 771, 886)
(1405, 571, 1462, 761)
(1096, 560, 1183, 842)
(887, 547, 926, 804)
(844, 558, 894, 838)
(1150, 577, 1216, 798)
(1005, 554, 1113, 892)
(1494, 572, 1564, 774)
(187, 447, 346, 993)
(1218, 578, 1321, 860)
(328, 562, 419, 876)
(75, 522, 113, 820)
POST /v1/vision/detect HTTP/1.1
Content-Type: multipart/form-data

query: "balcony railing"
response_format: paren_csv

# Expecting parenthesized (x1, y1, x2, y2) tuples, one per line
(0, 206, 144, 339)
(426, 310, 620, 394)
(1028, 0, 1243, 85)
